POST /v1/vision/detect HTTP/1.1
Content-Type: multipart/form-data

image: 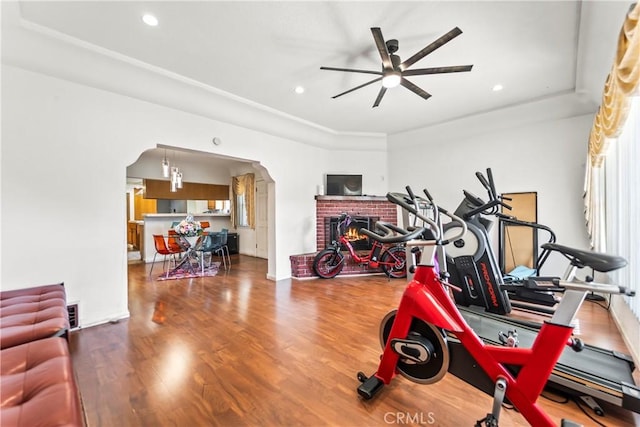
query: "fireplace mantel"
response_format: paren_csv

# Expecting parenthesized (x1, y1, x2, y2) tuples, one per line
(315, 195, 387, 201)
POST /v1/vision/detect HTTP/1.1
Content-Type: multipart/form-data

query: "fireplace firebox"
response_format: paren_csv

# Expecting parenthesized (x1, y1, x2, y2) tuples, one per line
(327, 216, 379, 251)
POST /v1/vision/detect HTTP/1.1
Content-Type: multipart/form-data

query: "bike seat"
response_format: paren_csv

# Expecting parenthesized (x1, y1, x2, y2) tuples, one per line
(541, 243, 627, 272)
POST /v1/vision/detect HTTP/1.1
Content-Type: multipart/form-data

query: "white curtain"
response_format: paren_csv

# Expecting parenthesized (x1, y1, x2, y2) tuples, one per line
(583, 156, 608, 252)
(604, 97, 639, 319)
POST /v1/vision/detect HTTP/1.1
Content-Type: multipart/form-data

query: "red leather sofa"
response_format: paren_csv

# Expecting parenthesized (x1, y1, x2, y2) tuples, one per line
(0, 283, 84, 426)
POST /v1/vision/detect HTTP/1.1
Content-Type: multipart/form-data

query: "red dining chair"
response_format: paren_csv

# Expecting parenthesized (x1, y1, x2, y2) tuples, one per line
(150, 235, 181, 278)
(167, 230, 189, 253)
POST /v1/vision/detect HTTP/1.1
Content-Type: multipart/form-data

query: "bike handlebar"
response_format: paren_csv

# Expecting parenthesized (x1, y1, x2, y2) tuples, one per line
(386, 189, 468, 245)
(559, 280, 636, 297)
(387, 192, 440, 240)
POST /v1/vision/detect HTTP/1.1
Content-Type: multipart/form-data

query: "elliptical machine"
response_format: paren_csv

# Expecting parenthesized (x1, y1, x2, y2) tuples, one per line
(441, 169, 513, 314)
(443, 168, 626, 317)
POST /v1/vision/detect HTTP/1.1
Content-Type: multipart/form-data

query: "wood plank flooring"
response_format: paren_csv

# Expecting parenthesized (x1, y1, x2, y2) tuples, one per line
(70, 255, 640, 426)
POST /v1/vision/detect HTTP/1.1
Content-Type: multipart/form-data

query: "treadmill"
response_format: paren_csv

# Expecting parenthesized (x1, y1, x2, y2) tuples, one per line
(448, 305, 640, 416)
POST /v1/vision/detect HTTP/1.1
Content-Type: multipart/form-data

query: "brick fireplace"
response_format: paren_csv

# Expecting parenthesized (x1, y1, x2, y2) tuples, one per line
(290, 195, 398, 279)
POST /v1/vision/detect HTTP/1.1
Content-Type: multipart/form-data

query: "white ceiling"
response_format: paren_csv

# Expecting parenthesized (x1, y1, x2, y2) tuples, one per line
(11, 1, 629, 136)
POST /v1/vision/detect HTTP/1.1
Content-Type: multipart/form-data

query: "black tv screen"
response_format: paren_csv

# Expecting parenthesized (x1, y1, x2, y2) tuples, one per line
(326, 174, 362, 196)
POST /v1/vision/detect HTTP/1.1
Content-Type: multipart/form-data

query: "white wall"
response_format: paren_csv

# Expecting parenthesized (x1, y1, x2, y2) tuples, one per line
(388, 113, 593, 277)
(127, 152, 233, 185)
(1, 64, 387, 327)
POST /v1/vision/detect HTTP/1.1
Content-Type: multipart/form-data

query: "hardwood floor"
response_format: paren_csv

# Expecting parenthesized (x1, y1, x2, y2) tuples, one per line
(70, 255, 640, 426)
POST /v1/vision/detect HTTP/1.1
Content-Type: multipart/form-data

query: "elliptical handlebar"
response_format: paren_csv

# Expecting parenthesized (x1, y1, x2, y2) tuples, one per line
(461, 168, 512, 219)
(476, 171, 491, 193)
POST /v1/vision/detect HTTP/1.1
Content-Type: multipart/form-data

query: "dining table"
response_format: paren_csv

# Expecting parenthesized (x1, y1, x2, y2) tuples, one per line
(168, 234, 203, 275)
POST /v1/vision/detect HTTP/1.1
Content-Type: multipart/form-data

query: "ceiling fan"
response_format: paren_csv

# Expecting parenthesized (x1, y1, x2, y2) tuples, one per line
(320, 27, 473, 108)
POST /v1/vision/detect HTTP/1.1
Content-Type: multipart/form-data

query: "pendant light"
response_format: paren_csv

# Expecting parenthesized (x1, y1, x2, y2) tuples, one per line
(170, 166, 179, 192)
(161, 149, 170, 178)
(176, 171, 183, 189)
(174, 151, 183, 189)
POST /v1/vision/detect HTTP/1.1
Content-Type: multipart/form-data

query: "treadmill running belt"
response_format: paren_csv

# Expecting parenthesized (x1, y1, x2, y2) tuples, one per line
(457, 306, 640, 413)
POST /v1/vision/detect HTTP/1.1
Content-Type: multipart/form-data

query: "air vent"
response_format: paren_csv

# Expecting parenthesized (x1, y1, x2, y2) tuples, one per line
(67, 303, 79, 329)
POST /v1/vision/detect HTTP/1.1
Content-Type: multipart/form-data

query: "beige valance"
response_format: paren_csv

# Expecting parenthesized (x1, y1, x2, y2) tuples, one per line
(588, 2, 639, 167)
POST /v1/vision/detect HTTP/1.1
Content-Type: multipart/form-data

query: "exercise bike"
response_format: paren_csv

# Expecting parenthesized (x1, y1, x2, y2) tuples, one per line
(356, 188, 634, 426)
(313, 212, 407, 279)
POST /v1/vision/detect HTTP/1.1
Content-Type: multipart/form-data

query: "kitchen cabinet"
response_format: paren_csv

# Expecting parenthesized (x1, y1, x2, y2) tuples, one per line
(134, 194, 157, 220)
(128, 221, 143, 250)
(144, 179, 229, 200)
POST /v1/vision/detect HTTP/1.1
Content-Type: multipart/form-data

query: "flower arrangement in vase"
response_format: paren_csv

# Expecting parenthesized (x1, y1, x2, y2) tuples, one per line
(174, 214, 202, 237)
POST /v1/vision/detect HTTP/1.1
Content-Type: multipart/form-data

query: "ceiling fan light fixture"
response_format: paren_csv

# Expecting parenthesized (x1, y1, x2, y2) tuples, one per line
(142, 14, 158, 27)
(382, 72, 401, 89)
(321, 26, 471, 105)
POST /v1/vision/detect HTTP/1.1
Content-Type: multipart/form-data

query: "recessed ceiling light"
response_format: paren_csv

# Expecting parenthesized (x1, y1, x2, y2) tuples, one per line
(294, 86, 305, 94)
(142, 14, 159, 27)
(492, 84, 504, 92)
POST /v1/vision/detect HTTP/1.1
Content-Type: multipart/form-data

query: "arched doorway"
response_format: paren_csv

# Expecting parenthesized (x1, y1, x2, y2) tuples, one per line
(126, 147, 273, 272)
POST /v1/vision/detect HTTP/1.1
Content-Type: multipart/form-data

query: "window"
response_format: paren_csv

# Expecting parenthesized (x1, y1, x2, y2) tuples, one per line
(236, 194, 249, 227)
(231, 173, 255, 229)
(604, 97, 639, 318)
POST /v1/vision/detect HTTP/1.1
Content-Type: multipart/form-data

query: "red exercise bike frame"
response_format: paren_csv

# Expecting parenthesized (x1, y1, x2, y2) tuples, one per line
(376, 261, 570, 426)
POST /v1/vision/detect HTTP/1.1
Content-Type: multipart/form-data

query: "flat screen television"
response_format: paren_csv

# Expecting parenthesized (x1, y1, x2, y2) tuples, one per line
(326, 174, 362, 196)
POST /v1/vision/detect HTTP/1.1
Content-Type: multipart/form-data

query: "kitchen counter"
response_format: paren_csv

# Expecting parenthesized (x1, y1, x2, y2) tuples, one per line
(144, 213, 230, 218)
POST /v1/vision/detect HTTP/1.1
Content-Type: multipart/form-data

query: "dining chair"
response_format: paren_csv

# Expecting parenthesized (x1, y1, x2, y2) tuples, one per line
(199, 229, 231, 271)
(150, 235, 180, 278)
(197, 233, 217, 275)
(216, 228, 231, 270)
(166, 230, 188, 255)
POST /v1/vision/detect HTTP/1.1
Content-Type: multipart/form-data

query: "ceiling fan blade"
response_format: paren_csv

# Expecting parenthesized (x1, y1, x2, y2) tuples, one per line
(331, 77, 383, 99)
(403, 65, 473, 76)
(400, 27, 463, 70)
(372, 87, 387, 108)
(371, 27, 393, 70)
(320, 66, 382, 76)
(400, 78, 432, 100)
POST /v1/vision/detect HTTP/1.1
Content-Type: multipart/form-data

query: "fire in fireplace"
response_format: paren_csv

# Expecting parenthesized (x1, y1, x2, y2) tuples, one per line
(327, 216, 379, 251)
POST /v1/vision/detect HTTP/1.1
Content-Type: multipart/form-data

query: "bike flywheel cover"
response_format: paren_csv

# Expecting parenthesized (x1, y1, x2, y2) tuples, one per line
(379, 310, 449, 384)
